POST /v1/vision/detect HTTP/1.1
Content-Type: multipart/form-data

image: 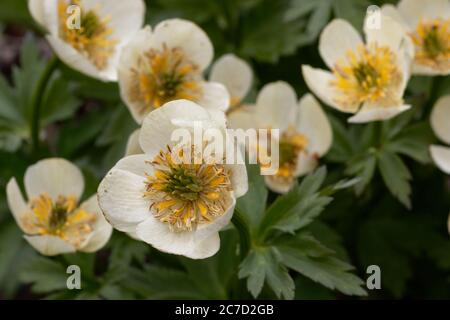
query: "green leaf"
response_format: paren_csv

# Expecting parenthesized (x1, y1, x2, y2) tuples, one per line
(346, 153, 377, 195)
(108, 233, 148, 271)
(235, 164, 268, 234)
(277, 232, 367, 296)
(259, 167, 331, 237)
(377, 151, 412, 208)
(239, 247, 295, 299)
(20, 257, 68, 293)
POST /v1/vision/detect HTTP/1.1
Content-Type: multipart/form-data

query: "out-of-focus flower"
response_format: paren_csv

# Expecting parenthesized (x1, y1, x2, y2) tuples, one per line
(430, 95, 450, 174)
(229, 81, 332, 193)
(6, 158, 112, 256)
(98, 100, 247, 259)
(28, 0, 145, 81)
(209, 54, 253, 110)
(118, 20, 230, 124)
(382, 0, 450, 75)
(302, 16, 413, 123)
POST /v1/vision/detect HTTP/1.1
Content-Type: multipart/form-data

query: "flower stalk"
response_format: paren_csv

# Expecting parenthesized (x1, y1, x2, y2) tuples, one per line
(231, 208, 251, 260)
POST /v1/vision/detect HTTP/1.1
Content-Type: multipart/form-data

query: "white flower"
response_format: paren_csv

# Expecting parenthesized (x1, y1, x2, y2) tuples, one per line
(302, 16, 413, 123)
(118, 19, 230, 124)
(228, 81, 332, 193)
(430, 95, 450, 174)
(98, 100, 248, 259)
(382, 0, 450, 75)
(125, 128, 143, 156)
(209, 53, 253, 109)
(28, 0, 145, 81)
(6, 158, 112, 256)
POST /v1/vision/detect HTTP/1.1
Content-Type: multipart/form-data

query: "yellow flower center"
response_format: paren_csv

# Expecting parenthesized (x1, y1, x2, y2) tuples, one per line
(410, 18, 450, 71)
(144, 145, 232, 232)
(129, 45, 203, 115)
(330, 44, 403, 110)
(58, 0, 118, 70)
(260, 128, 309, 180)
(22, 193, 97, 248)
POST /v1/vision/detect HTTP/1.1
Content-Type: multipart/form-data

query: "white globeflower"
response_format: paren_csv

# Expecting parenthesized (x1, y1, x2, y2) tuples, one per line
(98, 100, 248, 259)
(382, 0, 450, 75)
(6, 158, 112, 256)
(302, 16, 413, 123)
(118, 20, 230, 124)
(209, 54, 253, 109)
(229, 81, 333, 194)
(430, 95, 450, 174)
(28, 0, 145, 81)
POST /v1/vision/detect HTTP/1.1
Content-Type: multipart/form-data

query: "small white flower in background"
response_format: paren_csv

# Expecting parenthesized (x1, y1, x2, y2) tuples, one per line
(228, 81, 333, 194)
(430, 95, 450, 174)
(6, 158, 112, 256)
(98, 100, 248, 259)
(118, 19, 230, 124)
(302, 15, 413, 123)
(28, 0, 145, 81)
(209, 53, 253, 110)
(382, 0, 450, 75)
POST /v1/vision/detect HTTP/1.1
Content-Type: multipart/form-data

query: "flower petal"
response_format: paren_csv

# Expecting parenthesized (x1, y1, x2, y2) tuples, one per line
(227, 163, 248, 198)
(196, 81, 230, 112)
(24, 235, 76, 256)
(364, 14, 410, 52)
(296, 94, 333, 157)
(256, 81, 297, 130)
(79, 195, 113, 253)
(97, 168, 151, 233)
(302, 65, 357, 113)
(24, 158, 84, 201)
(46, 35, 115, 82)
(294, 152, 319, 177)
(398, 0, 450, 28)
(153, 19, 213, 71)
(227, 104, 260, 130)
(264, 176, 294, 194)
(139, 99, 212, 157)
(430, 145, 450, 174)
(430, 95, 450, 145)
(6, 178, 29, 232)
(319, 19, 363, 69)
(348, 104, 411, 123)
(381, 4, 409, 29)
(125, 129, 144, 156)
(135, 218, 220, 259)
(209, 54, 253, 102)
(28, 0, 48, 28)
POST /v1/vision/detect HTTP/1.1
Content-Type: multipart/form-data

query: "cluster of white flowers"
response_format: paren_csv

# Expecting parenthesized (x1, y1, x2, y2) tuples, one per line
(5, 0, 450, 259)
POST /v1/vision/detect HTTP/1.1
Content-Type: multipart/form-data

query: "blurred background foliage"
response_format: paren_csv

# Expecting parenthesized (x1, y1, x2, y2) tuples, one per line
(0, 0, 449, 299)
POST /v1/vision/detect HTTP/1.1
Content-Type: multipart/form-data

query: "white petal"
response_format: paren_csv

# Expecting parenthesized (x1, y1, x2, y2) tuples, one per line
(227, 163, 248, 198)
(348, 104, 411, 123)
(46, 35, 116, 82)
(79, 195, 113, 253)
(209, 54, 253, 102)
(196, 81, 230, 112)
(413, 63, 450, 76)
(364, 14, 409, 52)
(24, 158, 84, 201)
(28, 0, 47, 28)
(125, 129, 144, 156)
(139, 99, 212, 157)
(294, 152, 319, 177)
(153, 19, 213, 71)
(6, 178, 29, 232)
(113, 154, 153, 177)
(431, 95, 450, 145)
(97, 168, 151, 233)
(381, 4, 410, 29)
(227, 105, 260, 130)
(135, 218, 220, 259)
(296, 94, 333, 156)
(398, 0, 450, 28)
(319, 19, 363, 69)
(430, 145, 450, 174)
(301, 65, 356, 113)
(135, 196, 235, 258)
(118, 26, 155, 124)
(24, 235, 76, 256)
(256, 81, 297, 130)
(264, 176, 294, 194)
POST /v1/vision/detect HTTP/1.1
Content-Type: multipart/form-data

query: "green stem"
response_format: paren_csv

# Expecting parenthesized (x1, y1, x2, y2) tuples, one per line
(231, 208, 251, 260)
(30, 56, 59, 154)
